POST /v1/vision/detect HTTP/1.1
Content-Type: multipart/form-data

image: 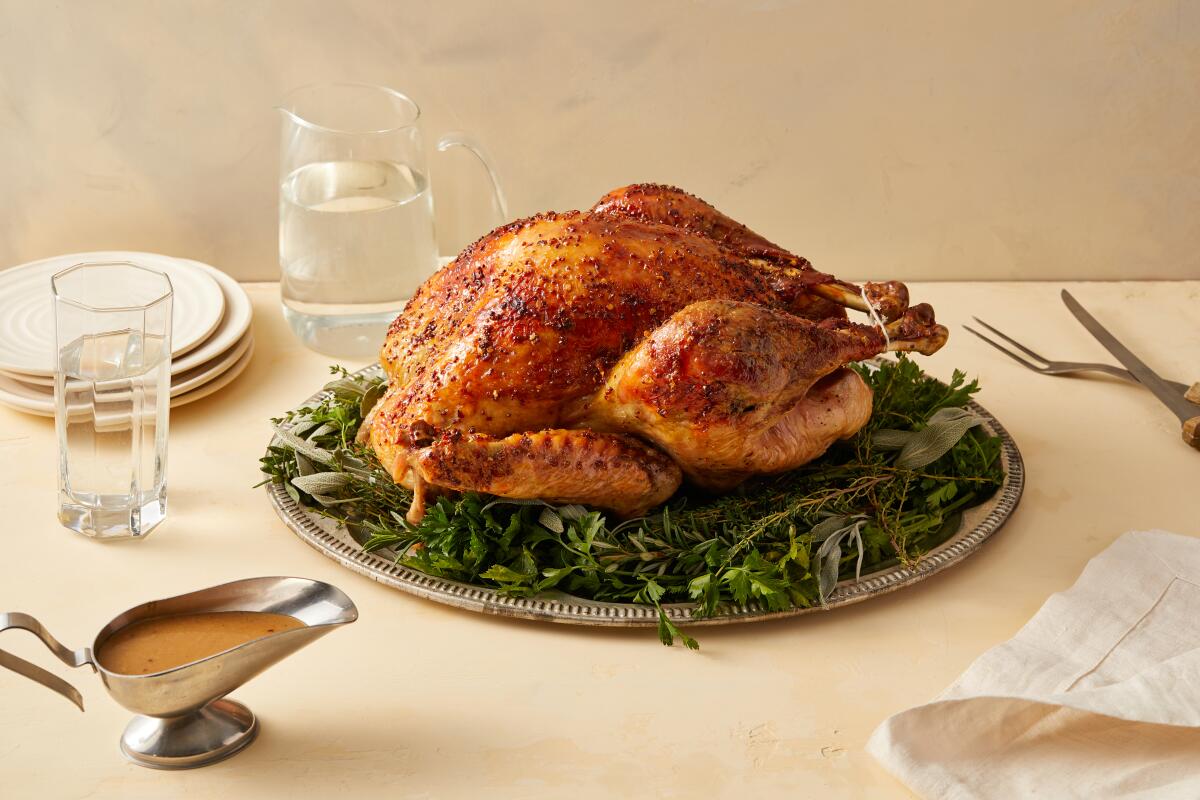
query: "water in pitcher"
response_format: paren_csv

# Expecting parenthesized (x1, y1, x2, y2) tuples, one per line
(279, 160, 437, 358)
(56, 330, 170, 538)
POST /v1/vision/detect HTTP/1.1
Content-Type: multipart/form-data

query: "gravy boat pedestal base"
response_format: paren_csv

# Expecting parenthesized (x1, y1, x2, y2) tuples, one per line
(121, 697, 258, 769)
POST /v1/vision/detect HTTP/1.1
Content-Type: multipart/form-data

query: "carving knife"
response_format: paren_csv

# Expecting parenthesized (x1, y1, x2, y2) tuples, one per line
(1062, 289, 1200, 449)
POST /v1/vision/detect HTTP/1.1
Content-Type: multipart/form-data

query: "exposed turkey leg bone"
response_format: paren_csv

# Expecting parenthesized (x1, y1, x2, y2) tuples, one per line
(806, 287, 945, 352)
(814, 302, 948, 356)
(854, 303, 945, 357)
(744, 259, 910, 323)
(810, 280, 910, 322)
(883, 301, 935, 337)
(881, 303, 949, 355)
(886, 332, 949, 355)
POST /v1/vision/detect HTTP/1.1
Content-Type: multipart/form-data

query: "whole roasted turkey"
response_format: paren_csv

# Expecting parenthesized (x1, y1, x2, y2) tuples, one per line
(363, 184, 948, 522)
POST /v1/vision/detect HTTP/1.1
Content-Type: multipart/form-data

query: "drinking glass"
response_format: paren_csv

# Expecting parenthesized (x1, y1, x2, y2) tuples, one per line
(53, 262, 172, 540)
(278, 82, 507, 359)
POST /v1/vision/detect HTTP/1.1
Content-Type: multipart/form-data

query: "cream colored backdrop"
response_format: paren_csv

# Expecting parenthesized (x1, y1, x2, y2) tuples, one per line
(2, 0, 1198, 282)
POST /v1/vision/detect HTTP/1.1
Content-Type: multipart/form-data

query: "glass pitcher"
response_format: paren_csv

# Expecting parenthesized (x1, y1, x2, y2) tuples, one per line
(278, 82, 506, 359)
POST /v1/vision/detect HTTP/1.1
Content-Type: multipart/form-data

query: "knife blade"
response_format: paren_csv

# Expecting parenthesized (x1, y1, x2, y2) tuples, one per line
(1062, 289, 1200, 448)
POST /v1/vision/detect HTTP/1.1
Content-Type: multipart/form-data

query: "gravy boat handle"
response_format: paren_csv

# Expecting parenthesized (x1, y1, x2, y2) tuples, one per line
(0, 612, 95, 711)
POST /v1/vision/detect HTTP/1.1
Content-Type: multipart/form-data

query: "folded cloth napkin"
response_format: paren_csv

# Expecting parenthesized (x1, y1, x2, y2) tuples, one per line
(868, 529, 1200, 799)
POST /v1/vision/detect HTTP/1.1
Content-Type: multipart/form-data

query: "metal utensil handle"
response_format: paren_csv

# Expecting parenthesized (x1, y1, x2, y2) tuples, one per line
(1184, 417, 1200, 450)
(0, 612, 94, 711)
(1061, 291, 1200, 449)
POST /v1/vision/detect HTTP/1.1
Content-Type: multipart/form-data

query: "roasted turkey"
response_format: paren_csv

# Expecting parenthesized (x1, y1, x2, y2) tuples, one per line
(364, 184, 948, 522)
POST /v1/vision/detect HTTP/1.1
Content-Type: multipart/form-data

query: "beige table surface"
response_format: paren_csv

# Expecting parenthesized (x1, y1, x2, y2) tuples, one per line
(1, 281, 1197, 799)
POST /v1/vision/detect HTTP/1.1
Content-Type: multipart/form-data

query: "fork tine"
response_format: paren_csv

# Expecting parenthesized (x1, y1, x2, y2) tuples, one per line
(962, 325, 1046, 373)
(971, 317, 1050, 363)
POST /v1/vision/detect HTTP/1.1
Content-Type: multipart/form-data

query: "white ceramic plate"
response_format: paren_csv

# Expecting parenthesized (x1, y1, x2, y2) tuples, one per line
(171, 339, 255, 408)
(0, 371, 88, 416)
(170, 257, 254, 373)
(1, 370, 55, 388)
(171, 331, 255, 395)
(0, 334, 254, 417)
(0, 251, 226, 377)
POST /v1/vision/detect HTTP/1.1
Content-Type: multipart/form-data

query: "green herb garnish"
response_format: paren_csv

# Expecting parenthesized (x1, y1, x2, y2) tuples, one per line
(259, 358, 1004, 648)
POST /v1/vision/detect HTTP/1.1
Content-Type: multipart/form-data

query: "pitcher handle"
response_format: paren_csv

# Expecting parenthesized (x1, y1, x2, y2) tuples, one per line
(0, 612, 94, 711)
(436, 131, 509, 228)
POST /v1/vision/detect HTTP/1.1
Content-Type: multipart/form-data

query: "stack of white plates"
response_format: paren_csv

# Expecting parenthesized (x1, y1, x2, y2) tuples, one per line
(0, 251, 254, 417)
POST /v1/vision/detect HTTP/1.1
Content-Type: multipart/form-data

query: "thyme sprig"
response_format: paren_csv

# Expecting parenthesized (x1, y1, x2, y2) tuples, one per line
(259, 359, 1004, 648)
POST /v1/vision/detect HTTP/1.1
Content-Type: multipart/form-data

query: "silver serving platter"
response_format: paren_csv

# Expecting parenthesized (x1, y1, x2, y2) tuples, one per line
(265, 363, 1024, 627)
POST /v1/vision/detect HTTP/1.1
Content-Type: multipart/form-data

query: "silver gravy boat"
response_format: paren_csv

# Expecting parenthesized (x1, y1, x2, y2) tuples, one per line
(0, 576, 357, 769)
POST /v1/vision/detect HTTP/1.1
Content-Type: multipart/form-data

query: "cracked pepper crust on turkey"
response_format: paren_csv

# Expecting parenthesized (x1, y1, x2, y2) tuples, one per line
(363, 184, 948, 523)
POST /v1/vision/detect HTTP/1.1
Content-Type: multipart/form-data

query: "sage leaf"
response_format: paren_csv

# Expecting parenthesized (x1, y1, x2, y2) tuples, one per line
(538, 507, 564, 534)
(309, 422, 337, 439)
(817, 538, 842, 604)
(810, 514, 854, 543)
(291, 472, 354, 495)
(272, 424, 336, 465)
(871, 428, 912, 450)
(344, 522, 371, 546)
(294, 452, 317, 477)
(813, 516, 867, 604)
(323, 377, 364, 396)
(360, 381, 384, 418)
(896, 407, 985, 469)
(288, 416, 318, 437)
(558, 504, 589, 522)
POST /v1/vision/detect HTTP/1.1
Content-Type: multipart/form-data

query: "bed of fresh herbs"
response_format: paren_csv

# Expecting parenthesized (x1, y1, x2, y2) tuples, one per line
(260, 356, 1004, 649)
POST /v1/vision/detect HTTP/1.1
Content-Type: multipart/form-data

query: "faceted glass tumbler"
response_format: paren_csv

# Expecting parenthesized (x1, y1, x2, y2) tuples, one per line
(52, 262, 172, 540)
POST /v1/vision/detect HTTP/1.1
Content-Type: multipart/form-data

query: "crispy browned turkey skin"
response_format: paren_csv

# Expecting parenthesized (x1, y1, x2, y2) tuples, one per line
(366, 184, 948, 522)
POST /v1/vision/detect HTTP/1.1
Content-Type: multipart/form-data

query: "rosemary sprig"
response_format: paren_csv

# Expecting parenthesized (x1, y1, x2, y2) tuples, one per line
(259, 359, 1005, 648)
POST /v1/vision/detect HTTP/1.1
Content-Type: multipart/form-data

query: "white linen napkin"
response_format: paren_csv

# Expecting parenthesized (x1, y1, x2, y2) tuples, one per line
(868, 529, 1200, 799)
